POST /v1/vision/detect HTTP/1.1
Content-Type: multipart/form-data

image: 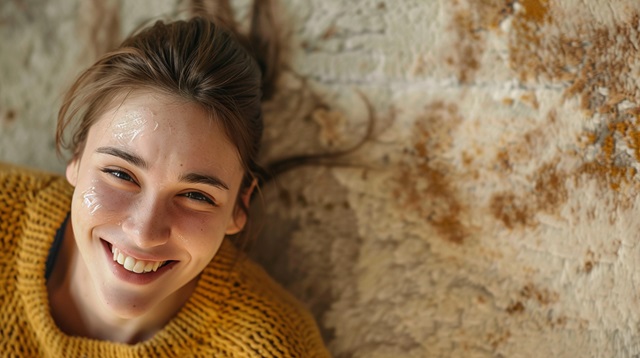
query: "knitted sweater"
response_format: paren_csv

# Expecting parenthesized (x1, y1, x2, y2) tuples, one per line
(0, 163, 330, 357)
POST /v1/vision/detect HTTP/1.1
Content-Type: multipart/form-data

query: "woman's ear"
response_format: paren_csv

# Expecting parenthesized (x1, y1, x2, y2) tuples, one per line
(225, 179, 258, 235)
(65, 158, 79, 187)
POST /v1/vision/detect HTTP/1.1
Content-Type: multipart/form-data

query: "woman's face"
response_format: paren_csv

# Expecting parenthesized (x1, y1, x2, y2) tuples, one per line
(65, 91, 247, 319)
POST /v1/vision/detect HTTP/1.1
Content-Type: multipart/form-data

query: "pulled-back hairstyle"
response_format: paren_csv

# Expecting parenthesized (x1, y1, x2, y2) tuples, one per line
(56, 11, 274, 247)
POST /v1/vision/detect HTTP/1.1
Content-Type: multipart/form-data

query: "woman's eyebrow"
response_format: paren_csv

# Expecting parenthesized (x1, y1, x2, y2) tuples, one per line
(96, 146, 148, 169)
(180, 173, 230, 191)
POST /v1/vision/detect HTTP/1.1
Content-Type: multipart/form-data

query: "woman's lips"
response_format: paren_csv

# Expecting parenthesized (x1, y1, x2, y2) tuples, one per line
(100, 239, 177, 285)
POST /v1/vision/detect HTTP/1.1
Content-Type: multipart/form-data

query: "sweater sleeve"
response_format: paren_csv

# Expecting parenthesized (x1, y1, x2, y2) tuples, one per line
(0, 163, 62, 357)
(0, 163, 58, 251)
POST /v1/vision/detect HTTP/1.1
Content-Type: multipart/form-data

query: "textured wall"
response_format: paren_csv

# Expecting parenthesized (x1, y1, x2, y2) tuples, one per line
(3, 0, 640, 357)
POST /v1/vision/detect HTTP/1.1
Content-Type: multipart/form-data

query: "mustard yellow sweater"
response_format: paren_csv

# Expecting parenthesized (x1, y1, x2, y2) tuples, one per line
(0, 163, 330, 357)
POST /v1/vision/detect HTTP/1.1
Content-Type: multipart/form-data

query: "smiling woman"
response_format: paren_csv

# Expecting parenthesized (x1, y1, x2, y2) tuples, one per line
(0, 2, 330, 357)
(59, 92, 247, 328)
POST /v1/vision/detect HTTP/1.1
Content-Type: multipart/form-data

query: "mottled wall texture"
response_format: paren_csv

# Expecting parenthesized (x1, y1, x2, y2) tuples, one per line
(3, 0, 640, 356)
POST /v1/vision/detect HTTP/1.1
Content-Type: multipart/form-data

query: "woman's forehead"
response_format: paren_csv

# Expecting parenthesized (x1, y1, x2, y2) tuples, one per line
(87, 92, 243, 174)
(96, 92, 220, 141)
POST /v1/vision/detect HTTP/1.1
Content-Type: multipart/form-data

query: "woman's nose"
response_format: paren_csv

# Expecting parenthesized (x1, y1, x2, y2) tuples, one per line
(121, 195, 171, 248)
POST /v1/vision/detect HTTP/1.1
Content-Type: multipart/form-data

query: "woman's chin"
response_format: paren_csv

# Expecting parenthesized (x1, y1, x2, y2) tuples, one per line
(98, 290, 158, 320)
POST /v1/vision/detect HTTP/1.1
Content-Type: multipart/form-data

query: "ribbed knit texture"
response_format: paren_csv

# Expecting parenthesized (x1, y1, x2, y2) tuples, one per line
(0, 163, 330, 357)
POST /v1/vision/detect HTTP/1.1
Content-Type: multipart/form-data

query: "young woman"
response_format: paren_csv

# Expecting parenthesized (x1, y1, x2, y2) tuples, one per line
(0, 8, 330, 358)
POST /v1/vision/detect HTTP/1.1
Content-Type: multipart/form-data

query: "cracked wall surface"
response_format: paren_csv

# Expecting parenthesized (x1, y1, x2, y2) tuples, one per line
(3, 0, 640, 357)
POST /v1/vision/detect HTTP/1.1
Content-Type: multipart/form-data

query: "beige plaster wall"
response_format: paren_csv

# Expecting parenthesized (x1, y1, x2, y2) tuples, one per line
(3, 0, 640, 357)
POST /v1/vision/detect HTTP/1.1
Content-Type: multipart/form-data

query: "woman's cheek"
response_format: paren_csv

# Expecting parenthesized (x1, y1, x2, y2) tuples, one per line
(77, 179, 136, 222)
(80, 181, 102, 215)
(172, 210, 224, 250)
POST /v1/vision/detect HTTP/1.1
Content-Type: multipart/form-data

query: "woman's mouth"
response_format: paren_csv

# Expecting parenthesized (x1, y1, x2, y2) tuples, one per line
(101, 240, 176, 284)
(110, 246, 166, 273)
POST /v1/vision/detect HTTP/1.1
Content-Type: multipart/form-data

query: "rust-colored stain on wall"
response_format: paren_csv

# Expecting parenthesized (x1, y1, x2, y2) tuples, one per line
(519, 0, 549, 23)
(507, 2, 640, 192)
(2, 109, 16, 125)
(489, 120, 569, 229)
(487, 329, 512, 350)
(490, 192, 532, 229)
(447, 10, 483, 83)
(581, 250, 598, 274)
(447, 0, 515, 83)
(394, 101, 467, 244)
(520, 283, 558, 305)
(564, 18, 640, 114)
(490, 161, 568, 228)
(580, 118, 639, 192)
(506, 301, 525, 314)
(508, 0, 557, 82)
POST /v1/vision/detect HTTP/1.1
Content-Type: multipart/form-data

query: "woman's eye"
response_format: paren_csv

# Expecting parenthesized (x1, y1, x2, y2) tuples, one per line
(182, 192, 217, 206)
(101, 168, 136, 183)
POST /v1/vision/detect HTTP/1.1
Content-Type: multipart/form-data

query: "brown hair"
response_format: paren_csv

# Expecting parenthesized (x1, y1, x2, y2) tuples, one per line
(56, 5, 277, 247)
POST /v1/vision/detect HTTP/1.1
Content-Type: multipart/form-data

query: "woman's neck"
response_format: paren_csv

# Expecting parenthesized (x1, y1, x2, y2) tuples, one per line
(46, 221, 196, 344)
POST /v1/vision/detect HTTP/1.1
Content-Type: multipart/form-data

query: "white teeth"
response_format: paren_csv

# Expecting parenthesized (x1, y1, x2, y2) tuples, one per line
(123, 256, 136, 271)
(117, 252, 125, 265)
(132, 261, 146, 273)
(110, 246, 165, 274)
